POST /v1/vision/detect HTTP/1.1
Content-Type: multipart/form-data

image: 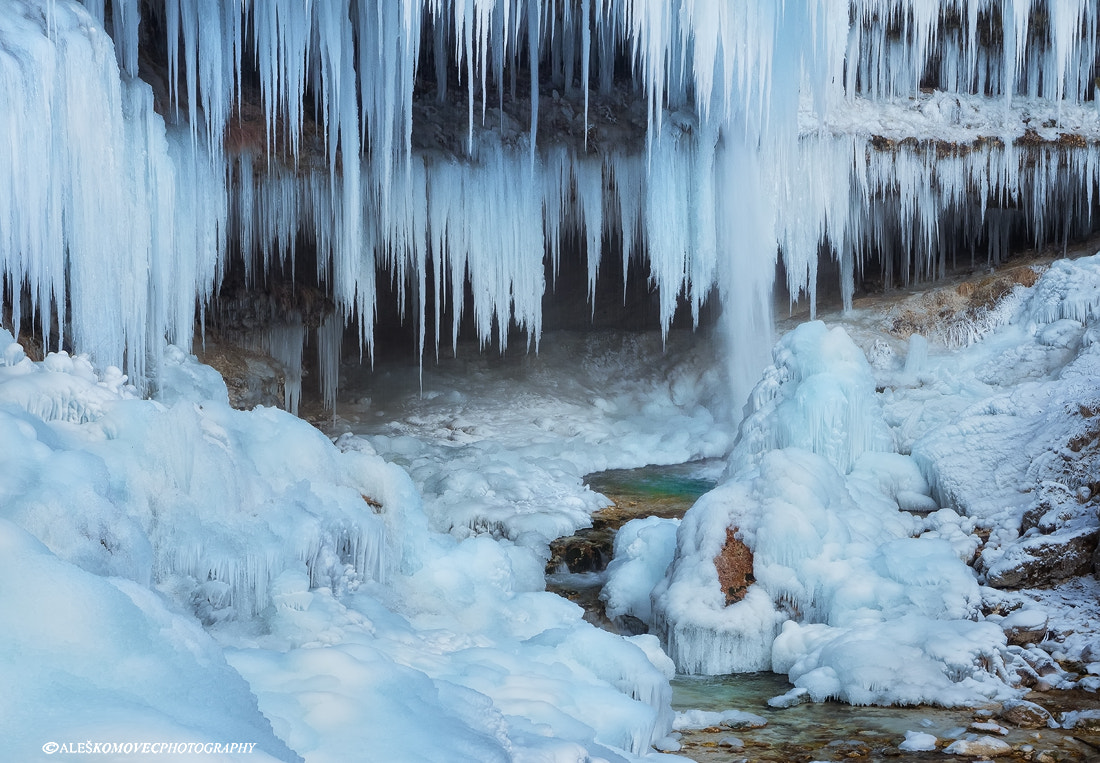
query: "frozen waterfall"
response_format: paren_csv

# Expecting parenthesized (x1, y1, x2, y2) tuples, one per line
(2, 0, 1099, 407)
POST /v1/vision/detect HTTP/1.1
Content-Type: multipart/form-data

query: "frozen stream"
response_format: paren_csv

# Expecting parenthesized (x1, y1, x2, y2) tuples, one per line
(563, 464, 1100, 762)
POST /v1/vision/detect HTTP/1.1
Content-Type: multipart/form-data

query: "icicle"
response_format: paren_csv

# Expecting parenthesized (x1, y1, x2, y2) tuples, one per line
(643, 127, 690, 339)
(269, 317, 306, 415)
(573, 157, 604, 311)
(581, 0, 591, 149)
(528, 0, 541, 162)
(608, 154, 645, 304)
(109, 0, 139, 76)
(8, 0, 1100, 417)
(317, 312, 342, 410)
(1002, 0, 1031, 108)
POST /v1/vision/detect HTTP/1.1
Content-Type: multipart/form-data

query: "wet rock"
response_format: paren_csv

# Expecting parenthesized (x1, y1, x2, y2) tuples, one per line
(1060, 708, 1100, 732)
(719, 712, 767, 730)
(827, 739, 870, 756)
(715, 526, 755, 606)
(969, 720, 1008, 735)
(943, 734, 1012, 755)
(547, 528, 614, 573)
(611, 613, 649, 636)
(998, 699, 1057, 728)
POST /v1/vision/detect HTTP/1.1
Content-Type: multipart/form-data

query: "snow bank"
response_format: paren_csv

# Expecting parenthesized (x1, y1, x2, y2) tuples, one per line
(0, 519, 298, 761)
(0, 329, 679, 760)
(0, 338, 393, 621)
(648, 320, 1021, 704)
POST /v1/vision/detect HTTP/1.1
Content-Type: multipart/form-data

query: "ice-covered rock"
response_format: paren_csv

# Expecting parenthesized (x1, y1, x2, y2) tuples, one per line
(999, 608, 1050, 646)
(998, 699, 1057, 729)
(899, 730, 938, 751)
(944, 735, 1012, 756)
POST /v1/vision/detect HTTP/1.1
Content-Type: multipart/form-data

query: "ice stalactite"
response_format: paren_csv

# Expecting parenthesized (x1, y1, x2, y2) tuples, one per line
(267, 318, 306, 414)
(1, 0, 227, 394)
(2, 0, 1100, 410)
(81, 0, 140, 76)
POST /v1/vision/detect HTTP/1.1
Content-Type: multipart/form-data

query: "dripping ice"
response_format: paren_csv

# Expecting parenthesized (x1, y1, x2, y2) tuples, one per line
(2, 0, 1098, 407)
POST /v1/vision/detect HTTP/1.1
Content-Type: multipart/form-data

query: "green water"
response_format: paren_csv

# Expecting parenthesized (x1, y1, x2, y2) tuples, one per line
(671, 673, 792, 712)
(585, 460, 721, 506)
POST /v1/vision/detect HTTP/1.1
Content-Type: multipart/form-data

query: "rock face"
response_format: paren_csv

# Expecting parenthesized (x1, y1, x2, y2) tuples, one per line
(983, 476, 1100, 589)
(982, 525, 1100, 588)
(194, 340, 285, 410)
(887, 264, 1042, 347)
(714, 527, 755, 606)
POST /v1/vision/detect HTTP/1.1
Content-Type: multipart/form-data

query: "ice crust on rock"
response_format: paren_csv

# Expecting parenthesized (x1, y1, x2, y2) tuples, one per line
(645, 319, 1013, 702)
(635, 253, 1100, 706)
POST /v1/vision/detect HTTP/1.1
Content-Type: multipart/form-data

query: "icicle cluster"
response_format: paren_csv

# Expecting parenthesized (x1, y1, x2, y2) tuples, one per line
(2, 0, 1099, 405)
(0, 0, 225, 394)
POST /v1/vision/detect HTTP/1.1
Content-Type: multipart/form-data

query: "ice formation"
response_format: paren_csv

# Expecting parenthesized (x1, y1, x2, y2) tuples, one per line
(625, 252, 1100, 706)
(2, 0, 1099, 407)
(4, 0, 1100, 753)
(648, 323, 988, 684)
(0, 327, 686, 760)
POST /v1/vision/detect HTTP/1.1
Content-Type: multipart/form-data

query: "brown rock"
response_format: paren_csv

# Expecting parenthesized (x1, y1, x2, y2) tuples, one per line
(998, 699, 1056, 729)
(984, 526, 1100, 588)
(547, 528, 615, 574)
(715, 527, 755, 606)
(1003, 610, 1050, 647)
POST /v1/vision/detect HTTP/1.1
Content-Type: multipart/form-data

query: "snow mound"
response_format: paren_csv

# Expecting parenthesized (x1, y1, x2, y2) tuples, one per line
(0, 329, 680, 760)
(649, 320, 1019, 704)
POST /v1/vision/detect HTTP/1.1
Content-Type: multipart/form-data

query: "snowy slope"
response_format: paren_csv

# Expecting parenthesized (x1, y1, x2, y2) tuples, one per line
(0, 330, 684, 761)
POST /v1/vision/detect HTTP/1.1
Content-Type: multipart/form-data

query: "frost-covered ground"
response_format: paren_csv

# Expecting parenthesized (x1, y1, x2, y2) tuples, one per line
(0, 329, 698, 761)
(3, 252, 1100, 762)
